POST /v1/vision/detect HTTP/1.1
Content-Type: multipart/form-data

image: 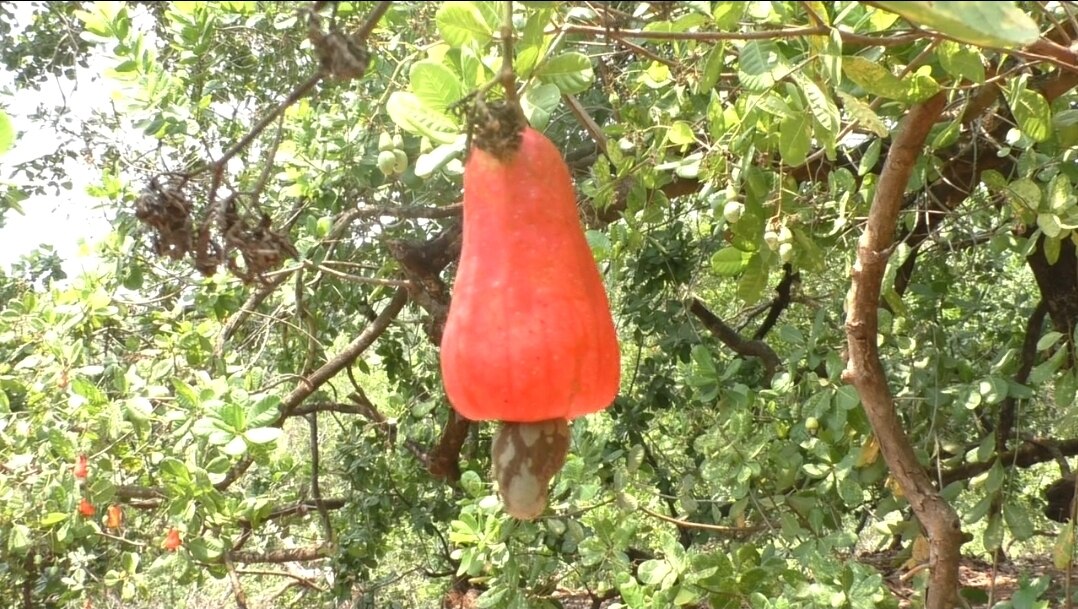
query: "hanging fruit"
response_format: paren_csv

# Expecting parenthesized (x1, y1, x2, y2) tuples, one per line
(106, 505, 123, 530)
(78, 498, 95, 517)
(74, 454, 89, 480)
(440, 101, 620, 520)
(162, 528, 182, 551)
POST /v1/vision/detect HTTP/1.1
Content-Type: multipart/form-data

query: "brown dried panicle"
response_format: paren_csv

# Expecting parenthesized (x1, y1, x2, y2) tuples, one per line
(308, 5, 370, 81)
(136, 174, 297, 284)
(135, 176, 194, 260)
(221, 198, 298, 284)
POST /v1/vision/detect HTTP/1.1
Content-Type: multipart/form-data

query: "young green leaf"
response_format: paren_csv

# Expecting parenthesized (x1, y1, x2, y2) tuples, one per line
(410, 61, 463, 112)
(436, 2, 492, 48)
(386, 92, 460, 144)
(537, 52, 594, 94)
(0, 110, 13, 156)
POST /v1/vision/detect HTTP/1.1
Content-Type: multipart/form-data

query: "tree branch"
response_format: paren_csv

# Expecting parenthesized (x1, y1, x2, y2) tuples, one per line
(688, 297, 781, 383)
(841, 91, 963, 609)
(561, 23, 922, 47)
(228, 546, 331, 564)
(223, 551, 250, 609)
(941, 437, 1078, 487)
(214, 287, 409, 492)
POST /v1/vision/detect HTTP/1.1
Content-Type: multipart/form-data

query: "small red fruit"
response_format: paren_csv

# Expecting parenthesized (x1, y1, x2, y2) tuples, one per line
(162, 528, 182, 551)
(78, 498, 95, 517)
(74, 454, 89, 480)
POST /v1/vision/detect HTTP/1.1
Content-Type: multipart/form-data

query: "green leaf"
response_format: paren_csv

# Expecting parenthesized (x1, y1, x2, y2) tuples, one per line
(1008, 84, 1052, 143)
(1038, 213, 1062, 239)
(410, 61, 463, 112)
(244, 426, 282, 445)
(738, 41, 791, 91)
(415, 138, 466, 178)
(520, 83, 561, 130)
(842, 57, 909, 101)
(836, 90, 889, 138)
(7, 524, 30, 554)
(698, 43, 727, 94)
(247, 395, 280, 428)
(1053, 523, 1075, 570)
(667, 121, 696, 146)
(795, 74, 838, 134)
(1044, 236, 1061, 265)
(637, 559, 673, 586)
(873, 1, 1039, 49)
(218, 402, 246, 431)
(905, 67, 941, 102)
(1037, 331, 1064, 352)
(710, 247, 750, 277)
(778, 112, 812, 167)
(436, 2, 492, 47)
(187, 537, 223, 562)
(1003, 503, 1034, 541)
(40, 512, 69, 527)
(938, 41, 985, 84)
(737, 253, 768, 303)
(537, 52, 594, 94)
(1047, 175, 1075, 214)
(1006, 178, 1041, 210)
(386, 92, 460, 144)
(0, 110, 13, 156)
(223, 435, 248, 456)
(983, 511, 1004, 551)
(1056, 372, 1078, 412)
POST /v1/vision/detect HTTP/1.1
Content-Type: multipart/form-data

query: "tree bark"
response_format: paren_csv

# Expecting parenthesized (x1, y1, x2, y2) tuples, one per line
(842, 91, 964, 608)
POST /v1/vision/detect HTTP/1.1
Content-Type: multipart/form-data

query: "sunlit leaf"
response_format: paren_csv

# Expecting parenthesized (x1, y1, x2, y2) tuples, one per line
(436, 2, 492, 47)
(537, 52, 594, 94)
(873, 1, 1039, 49)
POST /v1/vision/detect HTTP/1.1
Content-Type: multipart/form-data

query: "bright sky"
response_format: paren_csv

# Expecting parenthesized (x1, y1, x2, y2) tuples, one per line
(0, 6, 116, 275)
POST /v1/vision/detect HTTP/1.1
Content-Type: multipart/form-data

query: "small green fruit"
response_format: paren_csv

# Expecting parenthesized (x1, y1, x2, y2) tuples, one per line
(777, 225, 793, 244)
(392, 134, 404, 149)
(377, 150, 396, 175)
(723, 200, 744, 224)
(392, 149, 408, 174)
(805, 417, 820, 432)
(378, 132, 393, 152)
(764, 231, 780, 251)
(778, 242, 794, 263)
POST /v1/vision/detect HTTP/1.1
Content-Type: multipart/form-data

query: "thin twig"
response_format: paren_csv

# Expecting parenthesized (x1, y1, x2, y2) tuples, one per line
(638, 505, 764, 535)
(561, 23, 922, 47)
(307, 412, 335, 544)
(223, 551, 250, 609)
(307, 260, 414, 287)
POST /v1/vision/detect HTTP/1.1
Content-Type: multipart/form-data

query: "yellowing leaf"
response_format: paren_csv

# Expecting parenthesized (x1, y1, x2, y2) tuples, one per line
(856, 435, 880, 467)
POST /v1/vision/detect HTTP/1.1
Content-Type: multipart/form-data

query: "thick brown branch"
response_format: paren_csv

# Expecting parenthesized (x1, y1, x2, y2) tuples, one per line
(941, 438, 1078, 487)
(688, 297, 781, 382)
(223, 551, 250, 609)
(228, 546, 330, 565)
(841, 92, 963, 609)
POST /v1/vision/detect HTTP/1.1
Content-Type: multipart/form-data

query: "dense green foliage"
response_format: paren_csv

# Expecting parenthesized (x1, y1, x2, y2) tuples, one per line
(1, 1, 1078, 608)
